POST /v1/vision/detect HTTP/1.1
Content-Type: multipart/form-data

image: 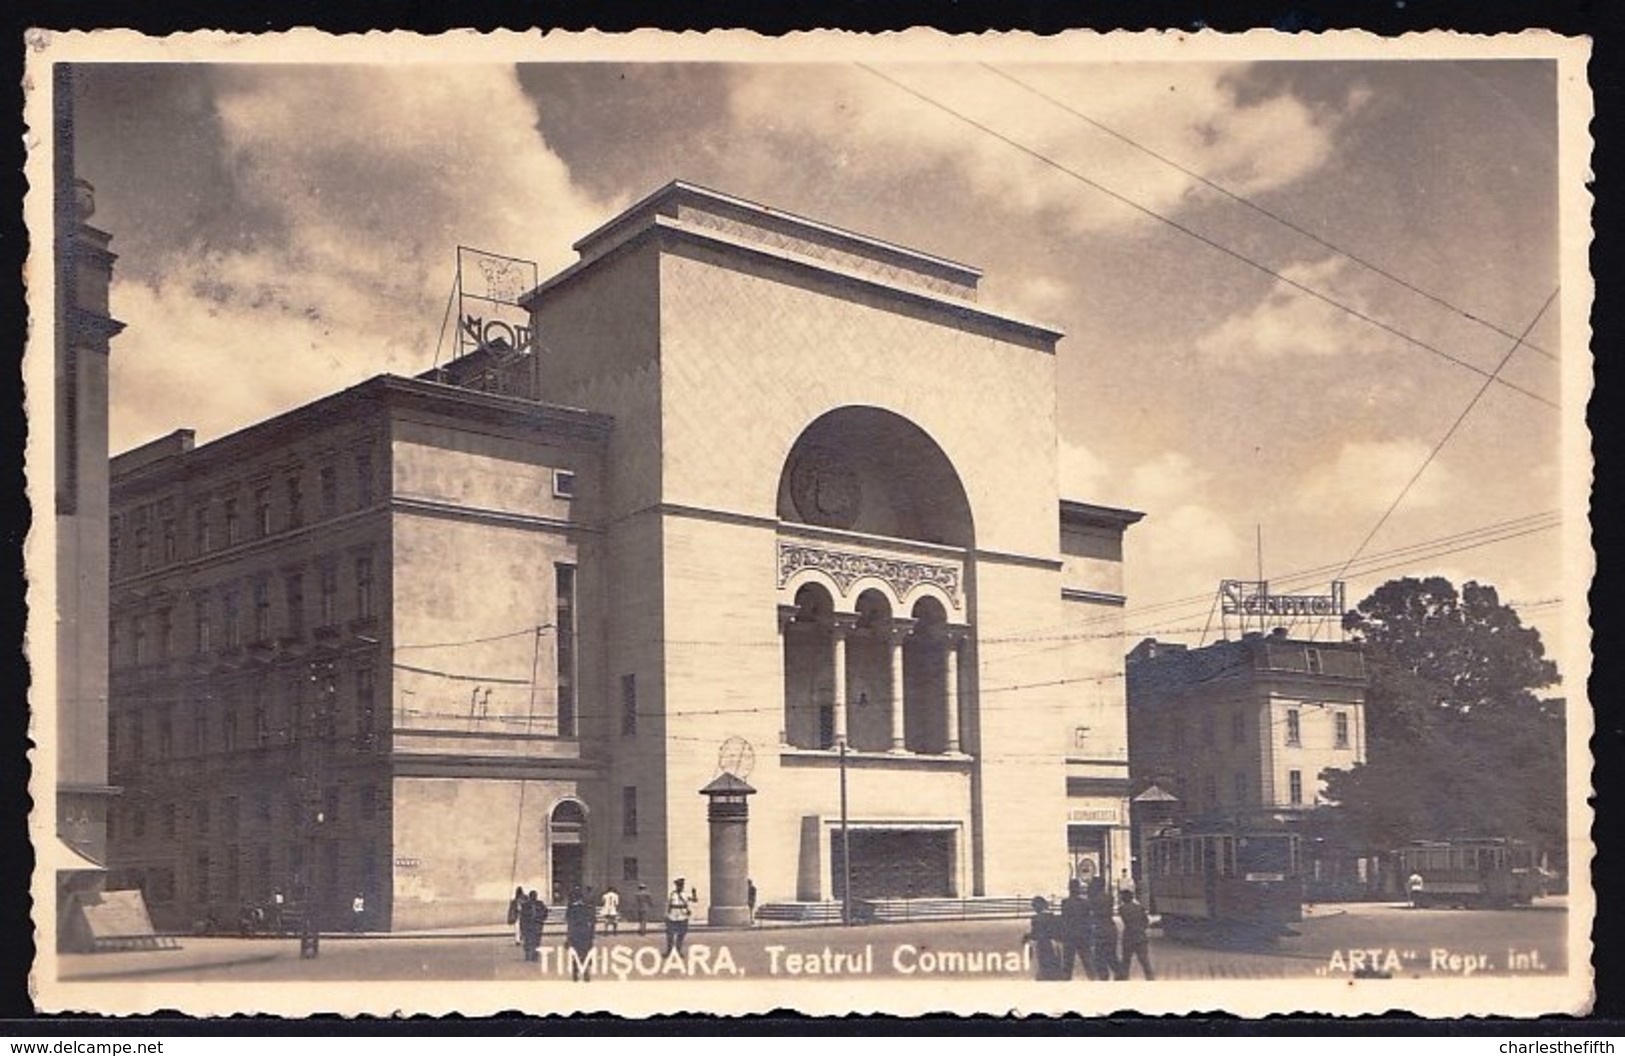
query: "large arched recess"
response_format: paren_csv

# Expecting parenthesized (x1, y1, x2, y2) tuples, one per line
(775, 407, 974, 548)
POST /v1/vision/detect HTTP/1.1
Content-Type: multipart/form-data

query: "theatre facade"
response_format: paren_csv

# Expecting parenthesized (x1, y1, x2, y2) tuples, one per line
(105, 182, 1141, 930)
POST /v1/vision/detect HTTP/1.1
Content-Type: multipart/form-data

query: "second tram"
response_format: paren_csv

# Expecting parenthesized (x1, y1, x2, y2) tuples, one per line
(1394, 838, 1543, 908)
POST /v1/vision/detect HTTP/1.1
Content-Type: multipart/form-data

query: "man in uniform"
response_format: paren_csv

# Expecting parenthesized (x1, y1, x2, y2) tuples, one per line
(664, 877, 697, 957)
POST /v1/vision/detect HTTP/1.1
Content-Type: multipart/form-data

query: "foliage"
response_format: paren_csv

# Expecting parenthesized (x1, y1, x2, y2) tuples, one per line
(1321, 576, 1565, 863)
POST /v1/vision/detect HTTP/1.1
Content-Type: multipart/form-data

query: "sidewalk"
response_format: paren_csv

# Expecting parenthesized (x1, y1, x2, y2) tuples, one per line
(58, 939, 284, 981)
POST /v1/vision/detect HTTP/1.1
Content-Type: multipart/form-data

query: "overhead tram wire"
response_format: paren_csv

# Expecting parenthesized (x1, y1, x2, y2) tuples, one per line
(1044, 508, 1561, 634)
(979, 63, 1558, 364)
(328, 508, 1561, 703)
(393, 625, 549, 652)
(1334, 287, 1560, 582)
(853, 63, 1559, 411)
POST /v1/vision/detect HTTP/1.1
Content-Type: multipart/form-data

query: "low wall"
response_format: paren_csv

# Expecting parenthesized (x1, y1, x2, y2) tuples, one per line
(390, 898, 509, 932)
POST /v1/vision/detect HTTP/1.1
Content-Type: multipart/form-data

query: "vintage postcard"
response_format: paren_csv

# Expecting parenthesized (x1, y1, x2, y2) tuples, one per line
(23, 28, 1594, 1017)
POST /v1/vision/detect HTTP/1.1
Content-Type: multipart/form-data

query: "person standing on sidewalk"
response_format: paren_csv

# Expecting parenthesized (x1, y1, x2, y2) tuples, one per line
(565, 888, 596, 981)
(663, 877, 696, 957)
(351, 892, 366, 933)
(1087, 877, 1122, 980)
(599, 885, 621, 934)
(1058, 878, 1089, 980)
(1118, 889, 1154, 980)
(635, 882, 654, 936)
(519, 890, 545, 962)
(508, 886, 525, 946)
(1022, 896, 1066, 981)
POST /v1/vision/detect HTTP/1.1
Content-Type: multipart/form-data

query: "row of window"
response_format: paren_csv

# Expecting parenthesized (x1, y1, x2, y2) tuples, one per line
(116, 836, 383, 912)
(111, 451, 377, 579)
(110, 783, 382, 845)
(109, 665, 378, 764)
(111, 554, 375, 668)
(1167, 706, 1352, 751)
(1284, 708, 1352, 750)
(1181, 767, 1309, 811)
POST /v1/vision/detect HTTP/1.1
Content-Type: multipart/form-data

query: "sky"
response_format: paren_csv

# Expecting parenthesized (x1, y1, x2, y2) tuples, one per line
(64, 49, 1577, 679)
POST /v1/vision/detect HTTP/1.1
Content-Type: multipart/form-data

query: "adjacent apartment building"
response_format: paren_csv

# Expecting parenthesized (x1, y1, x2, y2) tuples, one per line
(1124, 630, 1370, 891)
(106, 181, 1142, 930)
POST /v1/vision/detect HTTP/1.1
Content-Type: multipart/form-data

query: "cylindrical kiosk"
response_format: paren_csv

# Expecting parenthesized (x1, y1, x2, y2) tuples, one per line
(700, 773, 757, 927)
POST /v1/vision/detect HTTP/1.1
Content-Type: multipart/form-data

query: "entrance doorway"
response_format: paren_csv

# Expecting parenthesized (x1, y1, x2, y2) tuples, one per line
(831, 828, 955, 900)
(1068, 825, 1107, 886)
(549, 800, 586, 903)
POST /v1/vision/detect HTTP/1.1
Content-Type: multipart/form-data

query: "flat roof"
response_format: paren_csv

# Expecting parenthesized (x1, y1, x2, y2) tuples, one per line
(570, 180, 984, 285)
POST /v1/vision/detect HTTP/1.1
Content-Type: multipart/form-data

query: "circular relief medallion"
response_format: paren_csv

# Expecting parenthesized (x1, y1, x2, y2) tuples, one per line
(790, 448, 861, 529)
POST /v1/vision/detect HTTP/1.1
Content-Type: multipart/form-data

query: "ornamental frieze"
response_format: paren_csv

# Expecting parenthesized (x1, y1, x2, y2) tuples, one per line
(777, 541, 961, 605)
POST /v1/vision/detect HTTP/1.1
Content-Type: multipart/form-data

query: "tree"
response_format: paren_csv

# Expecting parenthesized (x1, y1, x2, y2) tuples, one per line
(1321, 576, 1566, 865)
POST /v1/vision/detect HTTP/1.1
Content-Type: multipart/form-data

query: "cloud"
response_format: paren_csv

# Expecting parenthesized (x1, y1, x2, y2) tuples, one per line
(1059, 444, 1243, 606)
(727, 63, 1363, 234)
(1295, 438, 1452, 516)
(108, 65, 611, 450)
(1121, 452, 1243, 570)
(1193, 256, 1404, 365)
(1058, 437, 1109, 497)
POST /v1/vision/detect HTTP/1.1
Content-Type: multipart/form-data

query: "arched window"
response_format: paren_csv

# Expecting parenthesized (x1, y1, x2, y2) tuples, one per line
(782, 583, 836, 749)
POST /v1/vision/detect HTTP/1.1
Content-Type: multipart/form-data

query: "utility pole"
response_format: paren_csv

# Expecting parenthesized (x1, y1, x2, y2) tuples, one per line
(839, 736, 852, 926)
(300, 658, 336, 958)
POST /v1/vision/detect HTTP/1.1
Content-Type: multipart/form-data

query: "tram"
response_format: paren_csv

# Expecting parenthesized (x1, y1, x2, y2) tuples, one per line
(1393, 837, 1543, 908)
(1144, 825, 1305, 944)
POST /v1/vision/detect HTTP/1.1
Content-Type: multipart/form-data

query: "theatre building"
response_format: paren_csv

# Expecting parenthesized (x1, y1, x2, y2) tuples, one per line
(106, 182, 1141, 930)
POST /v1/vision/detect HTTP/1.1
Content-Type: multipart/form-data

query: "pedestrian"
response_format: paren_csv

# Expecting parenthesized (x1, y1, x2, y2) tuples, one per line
(1407, 871, 1425, 908)
(1022, 896, 1066, 981)
(664, 877, 696, 957)
(351, 892, 366, 933)
(270, 889, 286, 935)
(1087, 877, 1122, 980)
(599, 885, 621, 934)
(519, 889, 546, 962)
(747, 878, 758, 924)
(1058, 878, 1090, 980)
(565, 887, 596, 981)
(635, 882, 654, 936)
(508, 885, 525, 946)
(1118, 888, 1154, 980)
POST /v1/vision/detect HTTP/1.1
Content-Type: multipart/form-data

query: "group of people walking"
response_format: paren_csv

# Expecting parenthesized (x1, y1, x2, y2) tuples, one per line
(506, 877, 700, 981)
(1025, 877, 1154, 982)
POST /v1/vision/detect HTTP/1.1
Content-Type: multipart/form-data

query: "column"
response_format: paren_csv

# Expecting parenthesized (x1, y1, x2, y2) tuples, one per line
(944, 627, 965, 754)
(888, 618, 916, 753)
(776, 605, 799, 746)
(832, 614, 856, 748)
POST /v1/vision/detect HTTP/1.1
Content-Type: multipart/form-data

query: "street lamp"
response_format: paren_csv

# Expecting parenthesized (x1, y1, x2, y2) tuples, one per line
(839, 736, 852, 926)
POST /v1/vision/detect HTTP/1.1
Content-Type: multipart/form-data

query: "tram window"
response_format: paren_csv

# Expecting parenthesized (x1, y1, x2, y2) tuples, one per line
(1239, 836, 1293, 875)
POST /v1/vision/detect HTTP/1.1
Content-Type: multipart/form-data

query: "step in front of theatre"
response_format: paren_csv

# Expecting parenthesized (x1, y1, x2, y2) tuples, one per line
(756, 896, 1033, 925)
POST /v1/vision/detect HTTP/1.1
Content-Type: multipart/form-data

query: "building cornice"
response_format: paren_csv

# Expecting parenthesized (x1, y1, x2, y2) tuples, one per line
(1060, 499, 1146, 532)
(525, 215, 1063, 349)
(392, 495, 599, 536)
(568, 180, 983, 287)
(111, 374, 613, 495)
(1062, 587, 1127, 607)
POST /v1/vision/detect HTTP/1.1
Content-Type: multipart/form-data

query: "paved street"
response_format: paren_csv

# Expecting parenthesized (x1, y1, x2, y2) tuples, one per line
(58, 897, 1567, 985)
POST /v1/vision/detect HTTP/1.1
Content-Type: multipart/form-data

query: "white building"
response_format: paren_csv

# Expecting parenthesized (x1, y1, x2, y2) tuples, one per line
(108, 182, 1143, 929)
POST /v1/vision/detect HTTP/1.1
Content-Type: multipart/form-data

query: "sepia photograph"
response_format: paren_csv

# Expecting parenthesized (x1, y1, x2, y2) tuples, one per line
(24, 28, 1594, 1017)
